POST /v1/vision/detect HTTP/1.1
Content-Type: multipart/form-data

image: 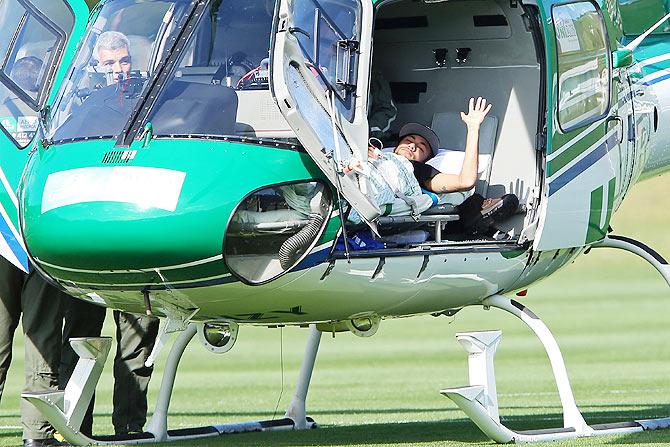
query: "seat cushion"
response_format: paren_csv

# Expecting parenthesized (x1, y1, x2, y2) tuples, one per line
(430, 111, 498, 155)
(426, 150, 492, 175)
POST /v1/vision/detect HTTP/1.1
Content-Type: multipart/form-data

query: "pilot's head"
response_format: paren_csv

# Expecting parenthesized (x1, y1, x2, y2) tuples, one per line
(94, 31, 132, 83)
(10, 56, 43, 93)
(394, 123, 439, 163)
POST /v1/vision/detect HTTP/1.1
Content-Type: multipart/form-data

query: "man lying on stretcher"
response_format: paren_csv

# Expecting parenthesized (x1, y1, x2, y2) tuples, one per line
(345, 97, 518, 233)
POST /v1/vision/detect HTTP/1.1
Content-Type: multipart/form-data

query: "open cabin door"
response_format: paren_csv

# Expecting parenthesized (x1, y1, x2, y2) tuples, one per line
(534, 0, 620, 251)
(0, 0, 89, 271)
(271, 0, 381, 226)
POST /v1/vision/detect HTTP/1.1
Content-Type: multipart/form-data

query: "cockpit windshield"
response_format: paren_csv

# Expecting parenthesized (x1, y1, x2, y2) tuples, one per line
(47, 0, 284, 144)
(47, 0, 191, 143)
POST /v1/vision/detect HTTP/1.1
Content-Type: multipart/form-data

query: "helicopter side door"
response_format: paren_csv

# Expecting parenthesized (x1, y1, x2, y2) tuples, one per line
(0, 0, 90, 271)
(271, 0, 381, 226)
(534, 0, 620, 250)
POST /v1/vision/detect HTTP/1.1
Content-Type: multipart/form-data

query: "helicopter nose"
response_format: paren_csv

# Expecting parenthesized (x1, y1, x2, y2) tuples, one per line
(22, 165, 220, 272)
(20, 140, 334, 286)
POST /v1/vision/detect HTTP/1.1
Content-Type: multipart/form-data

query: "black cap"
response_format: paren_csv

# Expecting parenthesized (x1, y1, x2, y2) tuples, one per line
(398, 123, 440, 156)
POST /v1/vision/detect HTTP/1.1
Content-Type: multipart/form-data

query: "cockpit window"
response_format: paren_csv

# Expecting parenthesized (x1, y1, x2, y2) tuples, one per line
(0, 0, 70, 148)
(147, 0, 280, 139)
(47, 0, 295, 144)
(47, 0, 192, 143)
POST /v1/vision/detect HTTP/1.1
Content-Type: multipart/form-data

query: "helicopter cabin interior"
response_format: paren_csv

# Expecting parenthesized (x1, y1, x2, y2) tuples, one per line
(107, 0, 546, 250)
(353, 0, 544, 247)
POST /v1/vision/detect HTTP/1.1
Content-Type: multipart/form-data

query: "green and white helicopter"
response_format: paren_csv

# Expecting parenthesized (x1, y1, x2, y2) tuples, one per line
(1, 0, 670, 443)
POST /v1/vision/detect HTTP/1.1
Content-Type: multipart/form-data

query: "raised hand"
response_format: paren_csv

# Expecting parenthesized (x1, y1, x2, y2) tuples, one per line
(460, 97, 492, 128)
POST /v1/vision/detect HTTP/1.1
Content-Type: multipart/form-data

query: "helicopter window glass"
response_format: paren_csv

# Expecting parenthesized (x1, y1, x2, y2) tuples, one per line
(290, 0, 360, 120)
(4, 14, 61, 103)
(28, 0, 74, 33)
(0, 0, 71, 148)
(224, 180, 332, 285)
(146, 0, 305, 140)
(0, 2, 24, 58)
(46, 0, 192, 144)
(553, 2, 610, 132)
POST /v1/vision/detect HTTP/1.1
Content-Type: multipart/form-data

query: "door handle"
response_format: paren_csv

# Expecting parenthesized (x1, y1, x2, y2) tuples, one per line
(606, 116, 624, 144)
(288, 27, 311, 38)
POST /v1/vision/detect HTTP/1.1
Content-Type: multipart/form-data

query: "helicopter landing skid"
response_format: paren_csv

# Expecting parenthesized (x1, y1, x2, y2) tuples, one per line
(593, 234, 670, 286)
(441, 294, 670, 443)
(22, 324, 321, 445)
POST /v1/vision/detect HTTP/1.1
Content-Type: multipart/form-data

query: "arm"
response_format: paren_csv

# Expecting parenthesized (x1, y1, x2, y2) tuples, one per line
(424, 97, 492, 193)
(342, 145, 381, 174)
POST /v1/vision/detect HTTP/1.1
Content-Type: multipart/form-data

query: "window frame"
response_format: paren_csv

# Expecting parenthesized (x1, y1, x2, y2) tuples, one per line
(292, 0, 362, 121)
(0, 0, 70, 149)
(552, 0, 612, 133)
(223, 178, 333, 286)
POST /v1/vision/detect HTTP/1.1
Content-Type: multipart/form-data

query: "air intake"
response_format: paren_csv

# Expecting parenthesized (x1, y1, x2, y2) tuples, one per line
(101, 150, 137, 164)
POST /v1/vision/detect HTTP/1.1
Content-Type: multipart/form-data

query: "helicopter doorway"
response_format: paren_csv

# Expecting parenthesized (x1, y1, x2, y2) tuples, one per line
(368, 0, 544, 248)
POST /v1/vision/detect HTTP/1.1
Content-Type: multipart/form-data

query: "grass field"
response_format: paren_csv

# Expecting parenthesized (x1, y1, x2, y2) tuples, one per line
(2, 176, 670, 446)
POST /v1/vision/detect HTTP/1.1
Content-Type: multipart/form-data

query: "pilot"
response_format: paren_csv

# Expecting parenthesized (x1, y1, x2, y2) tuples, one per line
(52, 30, 143, 139)
(94, 31, 133, 84)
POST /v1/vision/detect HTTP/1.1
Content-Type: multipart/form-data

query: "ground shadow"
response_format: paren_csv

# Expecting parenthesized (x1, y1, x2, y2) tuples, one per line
(165, 403, 670, 446)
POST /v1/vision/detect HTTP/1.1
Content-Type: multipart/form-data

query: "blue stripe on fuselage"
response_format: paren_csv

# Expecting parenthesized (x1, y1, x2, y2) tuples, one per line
(143, 246, 332, 290)
(548, 133, 618, 197)
(0, 213, 28, 271)
(643, 73, 670, 87)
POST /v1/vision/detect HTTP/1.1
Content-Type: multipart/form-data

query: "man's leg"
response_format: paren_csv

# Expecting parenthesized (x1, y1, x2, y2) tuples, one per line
(0, 258, 24, 402)
(112, 311, 159, 435)
(20, 269, 66, 442)
(60, 298, 106, 436)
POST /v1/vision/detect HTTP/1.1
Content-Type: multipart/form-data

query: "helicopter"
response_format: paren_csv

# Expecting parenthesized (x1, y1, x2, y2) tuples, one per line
(1, 0, 670, 443)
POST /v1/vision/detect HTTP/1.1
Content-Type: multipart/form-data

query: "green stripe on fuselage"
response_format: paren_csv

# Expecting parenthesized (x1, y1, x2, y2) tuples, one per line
(548, 125, 604, 177)
(318, 215, 341, 246)
(44, 214, 340, 287)
(0, 189, 17, 229)
(586, 177, 615, 244)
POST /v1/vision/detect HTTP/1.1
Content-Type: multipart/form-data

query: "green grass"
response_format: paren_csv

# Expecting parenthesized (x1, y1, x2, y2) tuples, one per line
(2, 176, 670, 446)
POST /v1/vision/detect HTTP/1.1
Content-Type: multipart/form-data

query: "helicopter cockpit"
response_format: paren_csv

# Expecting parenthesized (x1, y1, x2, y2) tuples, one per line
(46, 0, 292, 144)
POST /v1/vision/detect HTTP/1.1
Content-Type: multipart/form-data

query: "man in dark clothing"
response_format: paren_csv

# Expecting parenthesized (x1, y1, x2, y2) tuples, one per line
(0, 258, 69, 447)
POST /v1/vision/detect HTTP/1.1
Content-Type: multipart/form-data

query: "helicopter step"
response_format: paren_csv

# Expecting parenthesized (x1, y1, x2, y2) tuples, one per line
(441, 295, 670, 443)
(22, 324, 321, 445)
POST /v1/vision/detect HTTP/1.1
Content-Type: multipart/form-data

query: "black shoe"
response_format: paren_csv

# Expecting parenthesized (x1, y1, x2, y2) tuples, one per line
(23, 438, 70, 447)
(481, 194, 519, 222)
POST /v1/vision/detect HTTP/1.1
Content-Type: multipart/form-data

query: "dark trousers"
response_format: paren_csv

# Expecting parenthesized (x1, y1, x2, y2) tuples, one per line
(112, 311, 159, 434)
(59, 298, 106, 436)
(0, 258, 67, 440)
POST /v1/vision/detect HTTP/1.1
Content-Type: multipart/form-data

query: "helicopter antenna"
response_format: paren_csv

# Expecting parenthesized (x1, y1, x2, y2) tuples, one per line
(625, 12, 670, 52)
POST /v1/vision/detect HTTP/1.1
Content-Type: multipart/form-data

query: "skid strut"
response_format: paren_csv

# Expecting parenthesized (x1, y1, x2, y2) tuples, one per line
(441, 294, 670, 443)
(594, 235, 670, 286)
(23, 323, 321, 445)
